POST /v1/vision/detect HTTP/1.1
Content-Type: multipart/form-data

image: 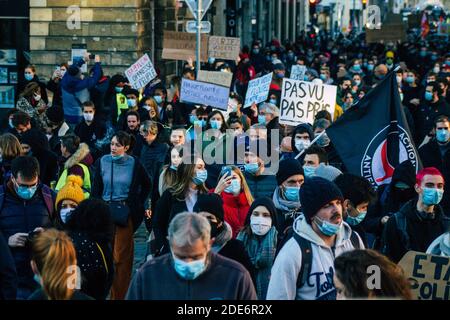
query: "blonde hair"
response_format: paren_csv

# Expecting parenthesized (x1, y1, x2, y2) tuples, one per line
(140, 120, 159, 136)
(221, 166, 254, 205)
(31, 229, 78, 300)
(0, 133, 22, 161)
(144, 97, 160, 119)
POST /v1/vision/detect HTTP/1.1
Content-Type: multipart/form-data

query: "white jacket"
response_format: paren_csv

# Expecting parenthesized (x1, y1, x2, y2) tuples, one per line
(266, 215, 364, 300)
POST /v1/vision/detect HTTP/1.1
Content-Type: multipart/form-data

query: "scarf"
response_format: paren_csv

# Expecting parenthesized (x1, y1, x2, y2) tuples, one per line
(212, 222, 233, 253)
(272, 186, 301, 217)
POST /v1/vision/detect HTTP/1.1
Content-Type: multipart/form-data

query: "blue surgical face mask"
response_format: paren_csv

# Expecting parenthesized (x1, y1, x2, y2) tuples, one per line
(303, 165, 316, 178)
(208, 57, 215, 65)
(345, 209, 367, 226)
(193, 169, 207, 185)
(115, 86, 123, 93)
(258, 115, 266, 125)
(436, 129, 450, 143)
(367, 64, 374, 71)
(425, 91, 433, 101)
(420, 51, 427, 57)
(284, 186, 300, 202)
(127, 99, 137, 108)
(303, 75, 309, 81)
(173, 255, 206, 280)
(25, 73, 33, 81)
(60, 208, 75, 224)
(154, 95, 163, 104)
(320, 74, 327, 81)
(252, 48, 260, 55)
(244, 163, 259, 175)
(269, 99, 277, 105)
(194, 119, 206, 128)
(210, 120, 222, 130)
(14, 180, 38, 200)
(422, 187, 444, 206)
(225, 179, 241, 195)
(189, 114, 197, 124)
(406, 76, 414, 84)
(111, 154, 125, 161)
(170, 164, 178, 171)
(314, 216, 342, 236)
(287, 52, 295, 59)
(276, 72, 285, 79)
(353, 64, 361, 71)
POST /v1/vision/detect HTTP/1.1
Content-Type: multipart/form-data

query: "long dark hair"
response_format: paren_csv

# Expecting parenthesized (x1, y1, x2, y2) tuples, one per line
(112, 131, 135, 155)
(170, 155, 207, 200)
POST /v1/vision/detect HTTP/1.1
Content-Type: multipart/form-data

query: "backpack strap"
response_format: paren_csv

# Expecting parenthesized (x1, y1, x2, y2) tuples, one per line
(293, 232, 313, 289)
(41, 185, 55, 220)
(350, 231, 361, 249)
(394, 211, 410, 250)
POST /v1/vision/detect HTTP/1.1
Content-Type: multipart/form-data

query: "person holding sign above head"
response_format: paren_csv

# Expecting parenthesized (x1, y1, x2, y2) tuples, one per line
(381, 167, 448, 263)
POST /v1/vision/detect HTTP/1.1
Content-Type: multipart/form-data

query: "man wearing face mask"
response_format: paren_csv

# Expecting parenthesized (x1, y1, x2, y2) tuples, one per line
(267, 177, 363, 300)
(272, 159, 304, 235)
(193, 194, 255, 279)
(290, 124, 313, 163)
(126, 212, 257, 300)
(419, 116, 450, 216)
(382, 167, 448, 263)
(0, 156, 56, 299)
(334, 174, 376, 247)
(116, 87, 140, 131)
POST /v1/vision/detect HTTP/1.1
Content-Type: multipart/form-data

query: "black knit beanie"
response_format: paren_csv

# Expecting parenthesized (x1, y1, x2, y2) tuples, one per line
(276, 158, 304, 185)
(300, 177, 344, 224)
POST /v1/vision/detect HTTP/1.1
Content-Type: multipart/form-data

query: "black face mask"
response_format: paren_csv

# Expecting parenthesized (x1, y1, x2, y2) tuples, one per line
(394, 187, 416, 203)
(210, 220, 225, 238)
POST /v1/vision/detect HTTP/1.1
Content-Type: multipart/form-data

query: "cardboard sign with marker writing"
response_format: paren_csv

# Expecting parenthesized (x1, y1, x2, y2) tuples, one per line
(208, 36, 241, 61)
(279, 78, 337, 126)
(162, 31, 208, 62)
(125, 54, 157, 89)
(366, 24, 406, 43)
(180, 79, 230, 110)
(398, 251, 450, 300)
(197, 70, 233, 87)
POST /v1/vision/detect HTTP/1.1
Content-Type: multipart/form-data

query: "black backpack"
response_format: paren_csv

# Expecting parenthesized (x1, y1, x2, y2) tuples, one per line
(380, 211, 410, 255)
(276, 226, 361, 289)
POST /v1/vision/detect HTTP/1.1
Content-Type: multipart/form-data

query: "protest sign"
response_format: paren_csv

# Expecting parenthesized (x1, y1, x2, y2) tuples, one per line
(399, 251, 450, 300)
(290, 65, 307, 81)
(162, 31, 208, 62)
(125, 54, 157, 90)
(197, 70, 233, 87)
(180, 79, 229, 110)
(243, 72, 273, 108)
(279, 79, 337, 125)
(366, 24, 406, 43)
(208, 36, 241, 61)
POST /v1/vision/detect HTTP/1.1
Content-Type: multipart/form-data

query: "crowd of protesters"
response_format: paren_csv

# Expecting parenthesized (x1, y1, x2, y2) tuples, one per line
(0, 27, 449, 301)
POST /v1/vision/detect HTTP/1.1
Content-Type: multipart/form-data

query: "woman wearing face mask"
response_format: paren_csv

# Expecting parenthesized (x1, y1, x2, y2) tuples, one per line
(91, 131, 151, 300)
(158, 146, 183, 196)
(213, 166, 254, 238)
(228, 92, 251, 130)
(17, 65, 48, 105)
(47, 63, 68, 108)
(139, 96, 160, 123)
(54, 175, 84, 228)
(153, 156, 209, 255)
(16, 82, 49, 131)
(29, 229, 93, 300)
(237, 197, 278, 300)
(64, 198, 114, 300)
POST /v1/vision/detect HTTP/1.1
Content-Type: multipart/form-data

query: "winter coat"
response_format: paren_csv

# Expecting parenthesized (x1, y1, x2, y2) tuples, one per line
(244, 171, 277, 200)
(416, 98, 450, 144)
(0, 181, 54, 297)
(382, 199, 447, 263)
(217, 191, 251, 238)
(48, 122, 72, 155)
(126, 252, 257, 300)
(17, 75, 48, 104)
(0, 230, 17, 300)
(16, 97, 48, 131)
(74, 118, 108, 160)
(266, 215, 364, 300)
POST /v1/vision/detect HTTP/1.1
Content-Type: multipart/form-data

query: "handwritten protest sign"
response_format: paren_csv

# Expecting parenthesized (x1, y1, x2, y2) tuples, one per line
(208, 36, 241, 61)
(290, 65, 307, 81)
(399, 251, 450, 300)
(180, 79, 229, 110)
(279, 78, 337, 125)
(197, 70, 233, 87)
(243, 73, 273, 108)
(162, 31, 208, 62)
(125, 54, 157, 90)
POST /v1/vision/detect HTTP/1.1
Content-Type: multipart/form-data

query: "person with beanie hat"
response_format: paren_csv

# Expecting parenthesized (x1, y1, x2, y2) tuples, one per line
(237, 197, 279, 299)
(267, 177, 364, 300)
(193, 194, 255, 281)
(272, 158, 304, 235)
(314, 163, 343, 182)
(45, 106, 72, 155)
(55, 175, 85, 227)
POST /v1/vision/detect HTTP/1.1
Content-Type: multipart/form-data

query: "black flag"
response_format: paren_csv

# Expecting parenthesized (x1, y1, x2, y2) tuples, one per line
(327, 68, 421, 188)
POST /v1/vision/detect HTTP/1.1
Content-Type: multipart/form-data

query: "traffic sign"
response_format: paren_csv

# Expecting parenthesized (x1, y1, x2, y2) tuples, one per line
(186, 20, 211, 33)
(185, 0, 213, 20)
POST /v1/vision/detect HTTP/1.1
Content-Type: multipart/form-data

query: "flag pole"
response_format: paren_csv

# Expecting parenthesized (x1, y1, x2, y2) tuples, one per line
(295, 130, 327, 160)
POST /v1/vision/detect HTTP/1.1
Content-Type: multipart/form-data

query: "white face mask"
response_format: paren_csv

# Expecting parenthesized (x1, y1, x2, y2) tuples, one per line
(60, 207, 75, 224)
(396, 76, 402, 84)
(295, 139, 310, 152)
(83, 113, 94, 122)
(250, 216, 272, 236)
(34, 94, 41, 101)
(143, 105, 151, 111)
(433, 67, 440, 74)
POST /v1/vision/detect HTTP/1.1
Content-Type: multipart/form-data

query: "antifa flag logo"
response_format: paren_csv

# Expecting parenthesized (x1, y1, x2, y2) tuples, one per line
(327, 68, 421, 188)
(361, 123, 418, 186)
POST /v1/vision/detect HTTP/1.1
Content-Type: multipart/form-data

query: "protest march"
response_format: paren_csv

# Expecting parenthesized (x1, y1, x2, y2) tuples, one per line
(0, 0, 450, 305)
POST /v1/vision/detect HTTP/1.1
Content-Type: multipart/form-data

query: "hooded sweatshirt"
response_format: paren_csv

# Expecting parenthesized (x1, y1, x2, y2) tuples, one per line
(266, 215, 364, 300)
